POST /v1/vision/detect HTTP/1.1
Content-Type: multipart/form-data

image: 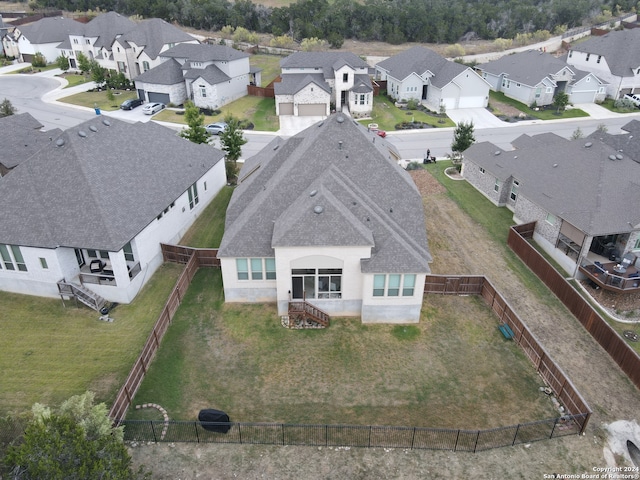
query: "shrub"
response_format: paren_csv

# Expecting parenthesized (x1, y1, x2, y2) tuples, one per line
(31, 52, 46, 68)
(405, 161, 423, 170)
(493, 38, 512, 51)
(270, 35, 295, 49)
(444, 44, 465, 58)
(301, 37, 326, 51)
(406, 99, 419, 110)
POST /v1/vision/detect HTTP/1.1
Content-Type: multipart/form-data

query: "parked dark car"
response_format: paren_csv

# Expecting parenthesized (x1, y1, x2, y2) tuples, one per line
(120, 98, 143, 110)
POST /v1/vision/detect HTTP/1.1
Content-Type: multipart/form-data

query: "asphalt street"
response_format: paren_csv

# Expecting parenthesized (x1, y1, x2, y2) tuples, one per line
(1, 65, 639, 162)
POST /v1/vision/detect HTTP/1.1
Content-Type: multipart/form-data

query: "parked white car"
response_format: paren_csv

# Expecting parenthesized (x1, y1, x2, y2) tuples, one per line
(623, 94, 640, 108)
(142, 103, 165, 115)
(205, 122, 228, 135)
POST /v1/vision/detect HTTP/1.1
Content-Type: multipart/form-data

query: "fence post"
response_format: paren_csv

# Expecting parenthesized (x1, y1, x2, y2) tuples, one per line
(512, 424, 520, 446)
(325, 425, 328, 446)
(194, 421, 200, 443)
(368, 426, 372, 448)
(550, 418, 557, 439)
(473, 431, 480, 453)
(411, 427, 416, 450)
(454, 430, 460, 451)
(151, 420, 157, 443)
(238, 423, 242, 444)
(281, 423, 285, 445)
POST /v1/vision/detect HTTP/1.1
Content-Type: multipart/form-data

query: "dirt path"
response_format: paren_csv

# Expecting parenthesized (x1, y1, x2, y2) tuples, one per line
(130, 169, 640, 479)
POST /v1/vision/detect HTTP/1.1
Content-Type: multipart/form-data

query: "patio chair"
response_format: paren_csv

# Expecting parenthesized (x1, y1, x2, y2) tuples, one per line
(89, 259, 105, 273)
(621, 253, 636, 269)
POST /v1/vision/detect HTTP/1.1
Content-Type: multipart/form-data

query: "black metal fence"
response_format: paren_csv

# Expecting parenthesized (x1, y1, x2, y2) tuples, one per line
(120, 415, 587, 452)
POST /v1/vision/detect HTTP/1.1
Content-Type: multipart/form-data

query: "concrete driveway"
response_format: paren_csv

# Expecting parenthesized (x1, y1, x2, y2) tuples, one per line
(277, 115, 325, 136)
(446, 107, 507, 128)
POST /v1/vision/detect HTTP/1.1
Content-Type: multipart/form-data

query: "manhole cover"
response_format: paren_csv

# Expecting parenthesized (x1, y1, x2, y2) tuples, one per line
(623, 330, 639, 342)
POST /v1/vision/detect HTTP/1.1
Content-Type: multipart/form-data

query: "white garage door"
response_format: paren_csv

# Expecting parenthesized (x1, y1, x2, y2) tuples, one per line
(279, 102, 294, 115)
(457, 96, 487, 108)
(298, 104, 325, 116)
(570, 91, 595, 104)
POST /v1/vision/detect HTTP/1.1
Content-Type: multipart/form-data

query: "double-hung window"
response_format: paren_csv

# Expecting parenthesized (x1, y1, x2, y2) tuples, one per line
(0, 244, 27, 271)
(188, 183, 199, 210)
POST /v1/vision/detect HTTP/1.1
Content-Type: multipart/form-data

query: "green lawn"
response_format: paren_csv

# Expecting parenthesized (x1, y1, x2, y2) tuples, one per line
(489, 91, 589, 120)
(250, 54, 282, 86)
(179, 186, 234, 248)
(598, 98, 639, 114)
(58, 89, 140, 111)
(0, 263, 183, 416)
(128, 268, 556, 429)
(60, 73, 91, 88)
(154, 96, 279, 132)
(360, 95, 455, 131)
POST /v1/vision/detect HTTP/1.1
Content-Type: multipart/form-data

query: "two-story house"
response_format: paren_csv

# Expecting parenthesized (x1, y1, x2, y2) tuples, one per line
(7, 16, 82, 64)
(476, 50, 607, 106)
(274, 52, 373, 117)
(566, 28, 640, 99)
(133, 43, 250, 108)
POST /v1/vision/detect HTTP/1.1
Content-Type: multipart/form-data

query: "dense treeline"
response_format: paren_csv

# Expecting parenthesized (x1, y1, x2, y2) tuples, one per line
(27, 0, 637, 44)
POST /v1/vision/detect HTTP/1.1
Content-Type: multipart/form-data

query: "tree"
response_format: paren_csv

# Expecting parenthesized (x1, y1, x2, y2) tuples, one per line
(0, 98, 17, 117)
(571, 126, 584, 139)
(55, 55, 70, 72)
(90, 60, 107, 87)
(179, 101, 209, 144)
(4, 392, 149, 479)
(450, 121, 475, 163)
(76, 52, 91, 74)
(219, 115, 247, 184)
(553, 91, 569, 113)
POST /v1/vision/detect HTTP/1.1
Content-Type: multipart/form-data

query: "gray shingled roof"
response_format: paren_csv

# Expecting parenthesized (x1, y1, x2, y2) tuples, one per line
(118, 18, 196, 60)
(273, 73, 330, 95)
(82, 11, 136, 49)
(280, 51, 369, 80)
(218, 114, 431, 274)
(0, 113, 62, 169)
(570, 28, 640, 77)
(351, 73, 373, 93)
(0, 118, 224, 251)
(134, 58, 185, 85)
(160, 43, 249, 62)
(376, 46, 467, 87)
(477, 50, 573, 87)
(183, 64, 230, 85)
(464, 123, 640, 236)
(17, 17, 82, 44)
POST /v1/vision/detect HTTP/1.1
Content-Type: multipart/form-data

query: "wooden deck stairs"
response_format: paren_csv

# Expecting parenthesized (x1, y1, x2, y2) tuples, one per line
(287, 301, 330, 328)
(57, 280, 107, 313)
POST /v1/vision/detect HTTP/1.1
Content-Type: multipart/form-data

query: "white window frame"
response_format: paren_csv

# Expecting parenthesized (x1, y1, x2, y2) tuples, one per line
(188, 183, 199, 210)
(373, 274, 416, 297)
(0, 244, 27, 272)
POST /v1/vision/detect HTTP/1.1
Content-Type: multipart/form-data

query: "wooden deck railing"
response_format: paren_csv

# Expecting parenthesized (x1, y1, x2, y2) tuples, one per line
(288, 300, 330, 327)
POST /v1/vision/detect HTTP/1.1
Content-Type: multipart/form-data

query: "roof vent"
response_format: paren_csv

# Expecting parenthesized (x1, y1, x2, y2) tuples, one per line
(337, 115, 345, 124)
(616, 154, 624, 160)
(273, 145, 279, 151)
(102, 119, 111, 126)
(313, 205, 324, 214)
(584, 142, 592, 148)
(89, 125, 98, 132)
(513, 155, 518, 159)
(309, 189, 318, 197)
(55, 138, 65, 147)
(78, 130, 87, 138)
(609, 154, 617, 161)
(338, 141, 343, 150)
(318, 121, 324, 127)
(494, 151, 501, 156)
(553, 163, 558, 167)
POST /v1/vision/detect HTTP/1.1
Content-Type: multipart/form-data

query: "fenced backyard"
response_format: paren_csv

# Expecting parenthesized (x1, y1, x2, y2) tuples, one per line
(508, 222, 640, 389)
(104, 243, 590, 452)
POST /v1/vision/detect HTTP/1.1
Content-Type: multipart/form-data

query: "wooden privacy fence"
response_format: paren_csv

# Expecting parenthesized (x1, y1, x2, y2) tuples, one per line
(508, 222, 640, 390)
(424, 274, 591, 434)
(109, 245, 220, 420)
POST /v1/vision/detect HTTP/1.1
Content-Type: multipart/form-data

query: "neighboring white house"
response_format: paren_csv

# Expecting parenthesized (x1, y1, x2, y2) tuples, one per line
(7, 16, 82, 63)
(134, 43, 251, 108)
(475, 50, 607, 106)
(461, 121, 640, 276)
(58, 12, 136, 71)
(110, 18, 199, 80)
(0, 118, 226, 304)
(375, 46, 491, 110)
(217, 114, 432, 323)
(274, 52, 373, 117)
(566, 28, 640, 99)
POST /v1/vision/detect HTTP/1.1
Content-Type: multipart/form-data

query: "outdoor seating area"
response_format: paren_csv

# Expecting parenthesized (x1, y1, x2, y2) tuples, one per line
(579, 257, 640, 292)
(78, 261, 142, 286)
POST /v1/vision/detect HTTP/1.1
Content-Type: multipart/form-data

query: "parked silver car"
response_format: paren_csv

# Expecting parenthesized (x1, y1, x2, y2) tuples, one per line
(142, 102, 165, 115)
(205, 122, 228, 135)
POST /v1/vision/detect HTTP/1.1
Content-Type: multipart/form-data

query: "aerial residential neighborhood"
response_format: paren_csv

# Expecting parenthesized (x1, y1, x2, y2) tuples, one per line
(1, 7, 640, 479)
